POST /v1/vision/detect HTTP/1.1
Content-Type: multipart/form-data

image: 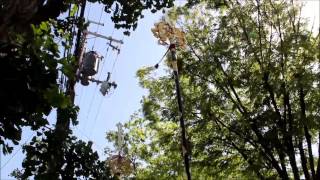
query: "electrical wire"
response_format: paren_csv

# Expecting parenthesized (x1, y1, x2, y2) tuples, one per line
(78, 2, 122, 143)
(111, 35, 124, 75)
(88, 49, 121, 137)
(82, 44, 112, 132)
(88, 96, 104, 138)
(73, 126, 105, 152)
(97, 47, 111, 80)
(1, 132, 36, 170)
(80, 2, 104, 131)
(110, 48, 121, 74)
(92, 6, 105, 49)
(95, 15, 114, 82)
(154, 47, 170, 68)
(81, 27, 115, 132)
(87, 38, 122, 138)
(77, 85, 84, 105)
(75, 1, 92, 117)
(80, 8, 108, 115)
(86, 1, 92, 21)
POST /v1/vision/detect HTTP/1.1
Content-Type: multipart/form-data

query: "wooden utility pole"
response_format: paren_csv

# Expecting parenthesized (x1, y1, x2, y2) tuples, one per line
(46, 1, 87, 178)
(45, 1, 122, 177)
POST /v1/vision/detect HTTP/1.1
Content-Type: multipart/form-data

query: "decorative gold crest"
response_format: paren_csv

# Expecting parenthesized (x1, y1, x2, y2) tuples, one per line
(151, 21, 186, 48)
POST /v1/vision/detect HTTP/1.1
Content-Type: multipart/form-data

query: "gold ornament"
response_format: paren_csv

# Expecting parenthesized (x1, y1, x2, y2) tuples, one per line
(151, 21, 186, 48)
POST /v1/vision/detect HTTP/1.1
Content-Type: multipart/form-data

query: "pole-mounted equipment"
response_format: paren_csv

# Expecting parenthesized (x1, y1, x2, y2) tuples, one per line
(151, 20, 191, 180)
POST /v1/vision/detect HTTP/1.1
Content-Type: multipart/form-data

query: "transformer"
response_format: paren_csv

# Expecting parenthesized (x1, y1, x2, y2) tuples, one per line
(80, 75, 89, 86)
(81, 51, 100, 76)
(100, 81, 117, 96)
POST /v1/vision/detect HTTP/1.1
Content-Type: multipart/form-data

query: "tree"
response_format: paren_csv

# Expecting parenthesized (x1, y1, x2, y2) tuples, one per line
(11, 129, 116, 180)
(0, 20, 67, 154)
(108, 0, 320, 179)
(0, 0, 175, 39)
(106, 70, 256, 179)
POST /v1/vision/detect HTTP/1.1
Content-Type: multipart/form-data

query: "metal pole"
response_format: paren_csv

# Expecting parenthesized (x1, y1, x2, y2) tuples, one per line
(169, 44, 191, 180)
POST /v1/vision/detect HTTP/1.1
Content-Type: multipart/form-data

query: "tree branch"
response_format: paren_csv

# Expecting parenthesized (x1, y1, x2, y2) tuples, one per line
(298, 139, 311, 180)
(31, 0, 67, 25)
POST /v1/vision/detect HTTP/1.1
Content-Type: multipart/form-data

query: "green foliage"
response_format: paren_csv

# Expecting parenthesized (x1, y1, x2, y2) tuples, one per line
(0, 33, 57, 154)
(0, 15, 81, 153)
(43, 85, 71, 109)
(11, 129, 115, 180)
(94, 0, 175, 34)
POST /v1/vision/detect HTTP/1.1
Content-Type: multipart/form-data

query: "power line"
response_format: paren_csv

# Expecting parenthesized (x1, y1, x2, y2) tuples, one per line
(77, 2, 122, 144)
(110, 47, 120, 74)
(86, 1, 92, 20)
(81, 26, 116, 132)
(92, 6, 105, 49)
(101, 29, 115, 75)
(88, 44, 122, 138)
(82, 44, 112, 132)
(95, 20, 115, 81)
(1, 132, 35, 170)
(88, 96, 104, 138)
(73, 126, 105, 153)
(76, 84, 84, 105)
(154, 47, 170, 68)
(111, 35, 124, 75)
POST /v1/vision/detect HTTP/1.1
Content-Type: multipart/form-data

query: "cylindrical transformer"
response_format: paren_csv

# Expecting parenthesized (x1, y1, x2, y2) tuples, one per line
(82, 51, 100, 76)
(80, 76, 89, 86)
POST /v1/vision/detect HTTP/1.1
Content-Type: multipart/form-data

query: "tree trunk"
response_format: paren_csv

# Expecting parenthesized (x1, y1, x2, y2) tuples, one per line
(0, 0, 65, 41)
(231, 142, 265, 180)
(276, 148, 289, 179)
(298, 139, 311, 180)
(305, 126, 315, 179)
(299, 88, 315, 179)
(315, 133, 320, 179)
(284, 92, 300, 180)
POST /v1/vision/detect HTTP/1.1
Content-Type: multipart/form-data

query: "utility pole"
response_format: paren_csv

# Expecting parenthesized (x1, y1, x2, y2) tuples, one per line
(170, 43, 191, 180)
(46, 0, 123, 177)
(151, 21, 191, 180)
(46, 1, 87, 179)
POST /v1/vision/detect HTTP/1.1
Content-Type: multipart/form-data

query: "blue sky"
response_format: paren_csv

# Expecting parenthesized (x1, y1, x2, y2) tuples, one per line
(1, 1, 319, 179)
(73, 2, 169, 159)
